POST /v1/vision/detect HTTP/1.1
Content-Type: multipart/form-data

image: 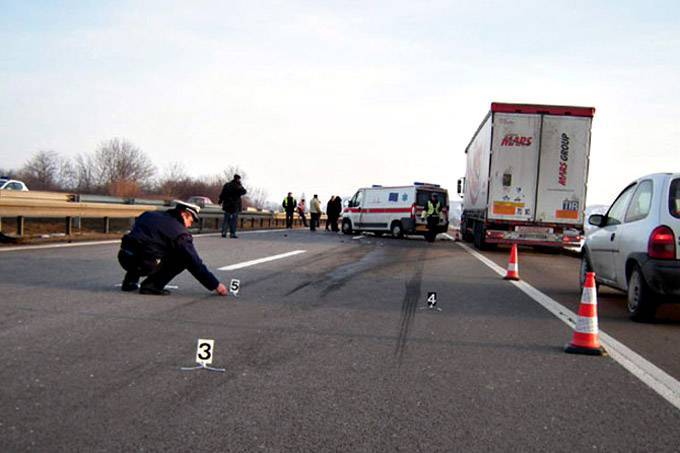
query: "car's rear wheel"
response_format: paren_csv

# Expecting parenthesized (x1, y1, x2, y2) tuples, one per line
(342, 219, 353, 235)
(627, 265, 657, 322)
(390, 221, 404, 239)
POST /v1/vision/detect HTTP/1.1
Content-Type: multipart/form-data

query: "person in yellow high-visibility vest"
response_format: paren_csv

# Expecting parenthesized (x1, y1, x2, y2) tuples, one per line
(282, 192, 297, 229)
(421, 193, 442, 243)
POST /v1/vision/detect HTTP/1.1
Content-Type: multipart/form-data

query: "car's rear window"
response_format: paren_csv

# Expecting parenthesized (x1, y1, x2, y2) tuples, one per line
(670, 178, 680, 218)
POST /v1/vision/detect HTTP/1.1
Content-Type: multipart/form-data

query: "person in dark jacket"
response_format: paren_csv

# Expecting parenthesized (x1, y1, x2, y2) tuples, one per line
(282, 192, 296, 229)
(118, 201, 228, 296)
(218, 174, 247, 238)
(326, 196, 342, 232)
(325, 196, 335, 231)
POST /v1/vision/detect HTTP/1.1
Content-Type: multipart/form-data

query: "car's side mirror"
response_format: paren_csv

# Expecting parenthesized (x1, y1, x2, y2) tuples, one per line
(588, 214, 605, 227)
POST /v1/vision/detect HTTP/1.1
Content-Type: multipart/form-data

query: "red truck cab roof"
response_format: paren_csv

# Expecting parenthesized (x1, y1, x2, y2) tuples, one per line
(491, 102, 595, 117)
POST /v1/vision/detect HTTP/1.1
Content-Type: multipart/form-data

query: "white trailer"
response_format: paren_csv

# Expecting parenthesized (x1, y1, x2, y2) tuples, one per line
(457, 102, 595, 250)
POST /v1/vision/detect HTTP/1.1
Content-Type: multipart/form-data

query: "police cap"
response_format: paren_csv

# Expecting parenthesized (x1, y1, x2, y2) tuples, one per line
(173, 200, 200, 221)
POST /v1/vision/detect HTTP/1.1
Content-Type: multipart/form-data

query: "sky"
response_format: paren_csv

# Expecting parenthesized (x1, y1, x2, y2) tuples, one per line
(1, 0, 679, 206)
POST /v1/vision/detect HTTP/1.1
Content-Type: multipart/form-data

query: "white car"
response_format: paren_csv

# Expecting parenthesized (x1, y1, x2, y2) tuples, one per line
(0, 178, 28, 191)
(581, 173, 680, 321)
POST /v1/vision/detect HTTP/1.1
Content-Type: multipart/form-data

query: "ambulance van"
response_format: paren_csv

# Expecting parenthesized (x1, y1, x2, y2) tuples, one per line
(342, 183, 449, 238)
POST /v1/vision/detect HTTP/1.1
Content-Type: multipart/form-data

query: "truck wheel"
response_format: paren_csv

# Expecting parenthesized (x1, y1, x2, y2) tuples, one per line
(461, 218, 473, 242)
(627, 265, 657, 322)
(390, 221, 404, 239)
(473, 221, 487, 250)
(342, 219, 353, 235)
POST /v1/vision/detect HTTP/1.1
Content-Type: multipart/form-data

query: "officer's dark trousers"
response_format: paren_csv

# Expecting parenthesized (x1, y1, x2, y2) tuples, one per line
(285, 211, 294, 228)
(118, 249, 185, 289)
(425, 216, 439, 243)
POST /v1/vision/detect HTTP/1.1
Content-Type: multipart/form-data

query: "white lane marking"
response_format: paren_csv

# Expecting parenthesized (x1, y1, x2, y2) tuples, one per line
(0, 239, 121, 252)
(0, 228, 288, 252)
(218, 250, 306, 271)
(114, 284, 178, 289)
(441, 233, 455, 241)
(457, 241, 680, 410)
(352, 235, 363, 240)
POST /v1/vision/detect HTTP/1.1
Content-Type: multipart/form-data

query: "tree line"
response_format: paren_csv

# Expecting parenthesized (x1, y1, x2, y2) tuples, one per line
(1, 138, 268, 209)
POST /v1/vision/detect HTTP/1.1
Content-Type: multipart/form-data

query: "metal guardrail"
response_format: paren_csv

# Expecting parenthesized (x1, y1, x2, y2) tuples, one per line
(0, 189, 321, 237)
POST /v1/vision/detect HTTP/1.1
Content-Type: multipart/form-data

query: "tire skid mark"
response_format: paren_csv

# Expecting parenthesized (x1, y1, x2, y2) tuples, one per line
(395, 248, 425, 364)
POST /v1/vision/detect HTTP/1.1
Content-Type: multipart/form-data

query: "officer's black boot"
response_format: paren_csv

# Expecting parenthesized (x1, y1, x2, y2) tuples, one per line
(121, 273, 140, 292)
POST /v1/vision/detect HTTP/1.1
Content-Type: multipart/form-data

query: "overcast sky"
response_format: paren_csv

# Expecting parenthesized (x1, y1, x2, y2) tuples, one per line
(1, 0, 679, 205)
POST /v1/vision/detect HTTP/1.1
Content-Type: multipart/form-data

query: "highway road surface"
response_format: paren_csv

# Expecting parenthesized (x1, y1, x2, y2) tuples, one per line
(1, 229, 679, 451)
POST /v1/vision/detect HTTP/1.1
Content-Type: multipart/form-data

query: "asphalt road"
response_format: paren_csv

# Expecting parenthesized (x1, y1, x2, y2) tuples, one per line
(1, 230, 679, 452)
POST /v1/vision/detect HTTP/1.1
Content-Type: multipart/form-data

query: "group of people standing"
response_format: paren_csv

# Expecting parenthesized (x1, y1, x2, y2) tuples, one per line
(282, 193, 342, 232)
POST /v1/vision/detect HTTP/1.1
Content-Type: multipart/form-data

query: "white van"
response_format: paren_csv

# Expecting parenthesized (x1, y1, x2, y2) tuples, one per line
(342, 183, 449, 238)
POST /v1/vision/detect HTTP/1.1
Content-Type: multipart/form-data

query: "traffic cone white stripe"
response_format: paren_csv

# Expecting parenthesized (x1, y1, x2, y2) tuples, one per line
(581, 287, 596, 304)
(575, 317, 598, 334)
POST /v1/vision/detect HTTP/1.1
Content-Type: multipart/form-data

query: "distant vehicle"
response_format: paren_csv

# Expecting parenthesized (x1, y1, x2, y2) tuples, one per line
(186, 196, 213, 208)
(457, 102, 595, 251)
(342, 183, 449, 238)
(581, 173, 680, 321)
(0, 178, 29, 191)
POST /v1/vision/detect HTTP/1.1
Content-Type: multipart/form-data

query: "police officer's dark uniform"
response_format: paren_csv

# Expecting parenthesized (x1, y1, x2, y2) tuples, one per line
(422, 194, 442, 243)
(118, 201, 225, 295)
(282, 193, 296, 229)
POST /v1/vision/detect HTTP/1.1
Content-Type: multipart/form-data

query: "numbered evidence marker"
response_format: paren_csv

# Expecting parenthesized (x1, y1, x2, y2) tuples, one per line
(180, 338, 225, 372)
(229, 279, 241, 296)
(196, 338, 214, 365)
(421, 291, 441, 311)
(427, 292, 437, 307)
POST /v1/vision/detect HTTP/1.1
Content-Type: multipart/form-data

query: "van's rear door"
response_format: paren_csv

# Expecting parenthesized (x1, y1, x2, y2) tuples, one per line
(487, 113, 541, 222)
(535, 115, 592, 225)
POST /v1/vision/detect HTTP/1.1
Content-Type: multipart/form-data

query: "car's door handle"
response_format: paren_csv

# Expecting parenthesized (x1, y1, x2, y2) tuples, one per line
(610, 233, 616, 241)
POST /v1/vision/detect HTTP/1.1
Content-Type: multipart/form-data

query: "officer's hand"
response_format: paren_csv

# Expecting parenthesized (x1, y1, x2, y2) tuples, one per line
(215, 283, 228, 296)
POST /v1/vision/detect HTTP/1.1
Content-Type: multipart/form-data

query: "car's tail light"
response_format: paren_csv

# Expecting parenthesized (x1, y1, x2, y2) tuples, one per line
(411, 203, 416, 220)
(648, 226, 676, 259)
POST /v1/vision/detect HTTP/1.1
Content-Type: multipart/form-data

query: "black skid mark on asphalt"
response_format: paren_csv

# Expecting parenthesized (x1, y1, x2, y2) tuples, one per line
(244, 248, 344, 288)
(395, 250, 425, 364)
(282, 245, 385, 302)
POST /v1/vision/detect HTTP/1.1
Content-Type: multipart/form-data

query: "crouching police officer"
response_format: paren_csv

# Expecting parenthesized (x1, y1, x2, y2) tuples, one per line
(118, 201, 228, 296)
(422, 193, 442, 243)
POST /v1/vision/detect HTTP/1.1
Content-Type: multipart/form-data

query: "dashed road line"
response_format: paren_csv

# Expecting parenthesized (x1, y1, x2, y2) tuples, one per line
(218, 250, 306, 271)
(457, 241, 680, 410)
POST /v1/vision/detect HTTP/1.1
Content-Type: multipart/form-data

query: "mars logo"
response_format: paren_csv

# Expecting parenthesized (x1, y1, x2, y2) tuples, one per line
(501, 134, 533, 147)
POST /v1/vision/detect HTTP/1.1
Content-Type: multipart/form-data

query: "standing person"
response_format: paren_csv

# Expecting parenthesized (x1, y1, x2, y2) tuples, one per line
(282, 192, 296, 229)
(297, 198, 308, 227)
(218, 174, 246, 238)
(325, 196, 335, 231)
(331, 195, 342, 232)
(421, 193, 442, 243)
(117, 201, 228, 296)
(309, 194, 321, 231)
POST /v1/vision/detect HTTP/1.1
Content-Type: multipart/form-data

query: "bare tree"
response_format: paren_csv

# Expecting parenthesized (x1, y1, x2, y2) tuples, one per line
(73, 153, 98, 193)
(244, 187, 268, 209)
(92, 138, 155, 193)
(18, 150, 61, 190)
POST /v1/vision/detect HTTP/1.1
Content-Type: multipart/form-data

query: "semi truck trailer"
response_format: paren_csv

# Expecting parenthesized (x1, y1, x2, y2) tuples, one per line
(458, 102, 595, 250)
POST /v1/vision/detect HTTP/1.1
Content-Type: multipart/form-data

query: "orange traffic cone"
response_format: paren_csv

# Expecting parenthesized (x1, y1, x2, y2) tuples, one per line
(503, 243, 520, 280)
(565, 272, 604, 356)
